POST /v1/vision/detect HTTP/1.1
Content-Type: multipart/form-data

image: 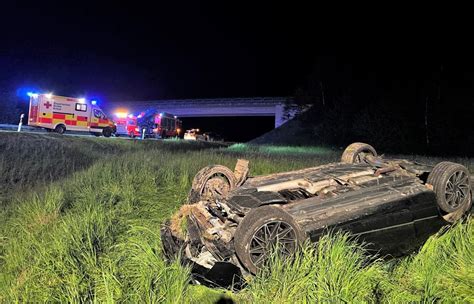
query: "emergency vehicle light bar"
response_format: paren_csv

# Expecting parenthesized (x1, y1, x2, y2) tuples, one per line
(114, 112, 128, 118)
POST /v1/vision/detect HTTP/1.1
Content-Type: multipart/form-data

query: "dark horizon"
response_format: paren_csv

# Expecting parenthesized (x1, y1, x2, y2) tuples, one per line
(1, 3, 473, 152)
(2, 3, 473, 103)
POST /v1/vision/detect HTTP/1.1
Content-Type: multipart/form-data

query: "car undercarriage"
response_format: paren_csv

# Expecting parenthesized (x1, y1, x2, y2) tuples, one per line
(161, 143, 473, 287)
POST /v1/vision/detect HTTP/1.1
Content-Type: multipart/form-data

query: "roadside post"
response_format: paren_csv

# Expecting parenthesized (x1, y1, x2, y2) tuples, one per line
(17, 114, 24, 132)
(142, 128, 146, 140)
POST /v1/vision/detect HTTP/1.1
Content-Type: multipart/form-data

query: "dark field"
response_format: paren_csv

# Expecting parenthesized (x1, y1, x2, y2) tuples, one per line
(0, 133, 472, 303)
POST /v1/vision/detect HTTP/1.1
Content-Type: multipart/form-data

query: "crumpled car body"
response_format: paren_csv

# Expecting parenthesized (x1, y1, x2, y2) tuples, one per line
(161, 143, 473, 287)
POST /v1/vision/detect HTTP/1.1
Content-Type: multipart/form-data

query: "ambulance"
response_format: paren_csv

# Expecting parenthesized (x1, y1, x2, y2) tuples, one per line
(28, 93, 116, 137)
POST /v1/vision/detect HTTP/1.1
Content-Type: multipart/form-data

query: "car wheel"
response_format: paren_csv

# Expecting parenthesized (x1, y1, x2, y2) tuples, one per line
(427, 162, 472, 214)
(233, 205, 305, 274)
(341, 142, 377, 164)
(187, 165, 237, 204)
(102, 128, 112, 138)
(441, 192, 472, 223)
(129, 132, 135, 138)
(54, 124, 66, 134)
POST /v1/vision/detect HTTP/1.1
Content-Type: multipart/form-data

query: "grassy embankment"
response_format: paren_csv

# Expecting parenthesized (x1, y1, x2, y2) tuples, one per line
(0, 133, 472, 303)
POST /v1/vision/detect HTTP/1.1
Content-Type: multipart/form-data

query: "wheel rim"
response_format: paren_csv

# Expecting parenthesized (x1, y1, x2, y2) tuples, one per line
(202, 173, 231, 200)
(249, 221, 297, 269)
(445, 170, 470, 209)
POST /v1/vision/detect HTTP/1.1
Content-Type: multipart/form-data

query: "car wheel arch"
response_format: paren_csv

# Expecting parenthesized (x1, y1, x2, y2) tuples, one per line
(54, 124, 66, 134)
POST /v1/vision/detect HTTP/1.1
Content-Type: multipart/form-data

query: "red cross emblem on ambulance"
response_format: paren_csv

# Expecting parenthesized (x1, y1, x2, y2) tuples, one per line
(44, 101, 52, 109)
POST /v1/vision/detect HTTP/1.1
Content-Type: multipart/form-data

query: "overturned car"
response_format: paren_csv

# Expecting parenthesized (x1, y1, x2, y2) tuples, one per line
(161, 143, 472, 285)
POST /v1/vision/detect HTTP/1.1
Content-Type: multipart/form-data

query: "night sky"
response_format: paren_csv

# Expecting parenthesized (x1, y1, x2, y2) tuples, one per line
(1, 3, 473, 145)
(1, 2, 317, 101)
(2, 3, 472, 102)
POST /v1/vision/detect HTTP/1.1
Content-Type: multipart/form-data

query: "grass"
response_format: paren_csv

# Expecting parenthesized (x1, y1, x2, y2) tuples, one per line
(227, 143, 335, 156)
(381, 220, 474, 303)
(0, 132, 473, 303)
(240, 235, 385, 303)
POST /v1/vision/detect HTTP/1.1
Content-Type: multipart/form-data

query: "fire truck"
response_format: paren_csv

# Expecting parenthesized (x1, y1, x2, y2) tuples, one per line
(137, 110, 182, 138)
(28, 93, 116, 137)
(113, 113, 141, 138)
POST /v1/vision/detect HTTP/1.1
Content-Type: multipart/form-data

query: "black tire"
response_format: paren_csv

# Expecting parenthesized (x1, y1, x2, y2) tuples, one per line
(341, 142, 377, 164)
(427, 162, 471, 214)
(233, 205, 305, 274)
(54, 124, 66, 134)
(102, 127, 112, 138)
(187, 165, 237, 204)
(441, 192, 472, 223)
(92, 132, 101, 137)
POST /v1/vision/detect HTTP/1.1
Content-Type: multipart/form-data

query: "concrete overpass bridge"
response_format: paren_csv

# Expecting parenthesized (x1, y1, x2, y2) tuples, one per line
(106, 97, 295, 128)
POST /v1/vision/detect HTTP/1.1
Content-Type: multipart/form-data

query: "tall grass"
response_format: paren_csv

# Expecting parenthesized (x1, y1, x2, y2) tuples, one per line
(241, 234, 385, 303)
(0, 133, 229, 205)
(0, 133, 472, 303)
(382, 219, 474, 303)
(0, 152, 191, 302)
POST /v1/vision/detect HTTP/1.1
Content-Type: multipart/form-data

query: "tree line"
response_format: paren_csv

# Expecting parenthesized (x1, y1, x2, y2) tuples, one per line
(288, 61, 474, 156)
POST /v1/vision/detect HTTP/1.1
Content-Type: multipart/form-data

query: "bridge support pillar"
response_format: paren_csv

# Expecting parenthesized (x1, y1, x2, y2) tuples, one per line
(274, 104, 297, 128)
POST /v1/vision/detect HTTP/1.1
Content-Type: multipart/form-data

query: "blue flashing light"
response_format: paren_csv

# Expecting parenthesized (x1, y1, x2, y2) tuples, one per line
(91, 100, 97, 105)
(27, 92, 39, 98)
(17, 87, 40, 99)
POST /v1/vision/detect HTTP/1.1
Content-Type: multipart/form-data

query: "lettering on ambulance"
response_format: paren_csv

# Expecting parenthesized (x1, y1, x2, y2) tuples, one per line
(53, 102, 72, 111)
(48, 101, 72, 126)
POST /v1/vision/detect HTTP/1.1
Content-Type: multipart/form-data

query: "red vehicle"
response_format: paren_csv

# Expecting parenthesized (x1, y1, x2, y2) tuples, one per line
(138, 111, 182, 138)
(114, 113, 141, 138)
